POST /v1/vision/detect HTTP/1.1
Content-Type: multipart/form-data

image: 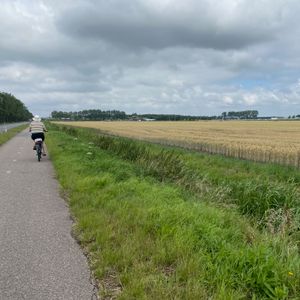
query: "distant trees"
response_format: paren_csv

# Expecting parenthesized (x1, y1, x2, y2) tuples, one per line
(139, 114, 219, 121)
(0, 92, 32, 123)
(51, 110, 223, 121)
(144, 111, 260, 121)
(226, 110, 258, 119)
(51, 109, 127, 120)
(51, 109, 261, 121)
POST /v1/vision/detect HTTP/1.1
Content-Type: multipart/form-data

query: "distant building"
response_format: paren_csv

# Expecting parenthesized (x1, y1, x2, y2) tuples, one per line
(224, 116, 240, 120)
(270, 117, 284, 120)
(142, 118, 156, 121)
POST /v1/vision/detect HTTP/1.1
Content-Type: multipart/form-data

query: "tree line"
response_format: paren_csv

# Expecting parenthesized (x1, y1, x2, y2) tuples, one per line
(51, 110, 224, 121)
(0, 92, 32, 123)
(51, 109, 127, 120)
(137, 114, 220, 121)
(221, 110, 259, 119)
(51, 109, 261, 121)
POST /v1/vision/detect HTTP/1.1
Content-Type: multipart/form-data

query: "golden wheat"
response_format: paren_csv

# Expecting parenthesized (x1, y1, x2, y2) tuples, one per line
(55, 120, 300, 167)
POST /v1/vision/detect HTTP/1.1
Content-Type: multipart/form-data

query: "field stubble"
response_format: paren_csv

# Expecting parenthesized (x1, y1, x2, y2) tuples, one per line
(56, 120, 300, 168)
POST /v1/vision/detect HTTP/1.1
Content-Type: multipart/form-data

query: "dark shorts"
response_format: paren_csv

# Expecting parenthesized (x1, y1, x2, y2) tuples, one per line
(31, 132, 45, 141)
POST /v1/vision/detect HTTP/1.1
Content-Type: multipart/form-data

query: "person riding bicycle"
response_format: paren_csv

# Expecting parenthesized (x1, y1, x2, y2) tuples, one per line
(29, 115, 47, 156)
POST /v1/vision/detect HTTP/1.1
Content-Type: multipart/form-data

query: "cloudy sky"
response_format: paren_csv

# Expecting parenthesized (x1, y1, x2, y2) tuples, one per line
(1, 0, 300, 117)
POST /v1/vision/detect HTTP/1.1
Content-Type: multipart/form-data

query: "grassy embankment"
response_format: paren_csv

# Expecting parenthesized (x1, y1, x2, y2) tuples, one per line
(0, 124, 28, 146)
(47, 123, 300, 299)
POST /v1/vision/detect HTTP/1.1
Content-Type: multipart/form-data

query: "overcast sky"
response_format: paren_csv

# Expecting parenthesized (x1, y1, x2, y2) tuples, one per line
(1, 0, 300, 117)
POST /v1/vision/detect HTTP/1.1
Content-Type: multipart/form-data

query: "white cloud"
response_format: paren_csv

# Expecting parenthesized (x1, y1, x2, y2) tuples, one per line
(223, 96, 234, 105)
(243, 94, 258, 106)
(0, 0, 300, 116)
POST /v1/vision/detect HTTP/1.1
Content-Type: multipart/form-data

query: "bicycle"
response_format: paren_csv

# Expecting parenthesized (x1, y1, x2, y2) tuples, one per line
(34, 138, 43, 162)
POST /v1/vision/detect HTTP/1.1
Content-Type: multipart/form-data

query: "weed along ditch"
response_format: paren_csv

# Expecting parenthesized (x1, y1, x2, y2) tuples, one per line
(46, 123, 300, 299)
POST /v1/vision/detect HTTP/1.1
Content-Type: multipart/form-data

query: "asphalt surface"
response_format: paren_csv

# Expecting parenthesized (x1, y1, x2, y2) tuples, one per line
(0, 122, 28, 133)
(0, 130, 96, 300)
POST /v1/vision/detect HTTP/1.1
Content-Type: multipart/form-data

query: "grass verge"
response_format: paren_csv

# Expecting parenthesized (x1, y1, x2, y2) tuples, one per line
(46, 124, 300, 299)
(0, 124, 28, 146)
(51, 124, 300, 236)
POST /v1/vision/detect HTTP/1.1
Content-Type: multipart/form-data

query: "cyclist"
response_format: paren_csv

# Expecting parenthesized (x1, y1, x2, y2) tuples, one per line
(29, 115, 47, 156)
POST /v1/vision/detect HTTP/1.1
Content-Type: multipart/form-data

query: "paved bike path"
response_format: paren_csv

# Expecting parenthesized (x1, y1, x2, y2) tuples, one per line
(0, 130, 96, 299)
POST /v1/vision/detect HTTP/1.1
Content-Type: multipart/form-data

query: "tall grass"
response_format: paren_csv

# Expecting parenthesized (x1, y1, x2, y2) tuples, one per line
(50, 123, 300, 236)
(46, 125, 300, 299)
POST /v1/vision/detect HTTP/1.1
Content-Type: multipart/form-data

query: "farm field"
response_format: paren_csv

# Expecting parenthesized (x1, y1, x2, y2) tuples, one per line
(55, 120, 300, 167)
(46, 123, 300, 299)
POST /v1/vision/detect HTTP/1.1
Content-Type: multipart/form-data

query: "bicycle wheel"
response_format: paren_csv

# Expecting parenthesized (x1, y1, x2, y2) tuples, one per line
(36, 143, 42, 161)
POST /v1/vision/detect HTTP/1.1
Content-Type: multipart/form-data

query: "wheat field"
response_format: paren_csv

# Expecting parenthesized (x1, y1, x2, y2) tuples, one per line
(55, 120, 300, 167)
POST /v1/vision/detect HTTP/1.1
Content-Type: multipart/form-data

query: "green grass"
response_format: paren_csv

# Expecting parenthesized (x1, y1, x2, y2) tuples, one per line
(51, 124, 300, 234)
(46, 124, 300, 299)
(0, 124, 28, 145)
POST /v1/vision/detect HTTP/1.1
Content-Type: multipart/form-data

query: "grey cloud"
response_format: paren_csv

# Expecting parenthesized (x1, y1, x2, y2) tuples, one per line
(57, 0, 280, 50)
(1, 0, 300, 117)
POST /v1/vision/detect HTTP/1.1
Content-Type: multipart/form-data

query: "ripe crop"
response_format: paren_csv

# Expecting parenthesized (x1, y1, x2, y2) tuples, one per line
(55, 120, 300, 168)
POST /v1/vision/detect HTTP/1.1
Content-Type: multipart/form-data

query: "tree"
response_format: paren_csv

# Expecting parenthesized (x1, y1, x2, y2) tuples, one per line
(0, 92, 32, 123)
(224, 110, 258, 119)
